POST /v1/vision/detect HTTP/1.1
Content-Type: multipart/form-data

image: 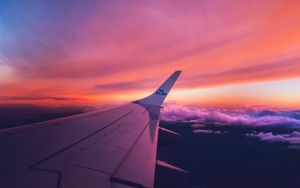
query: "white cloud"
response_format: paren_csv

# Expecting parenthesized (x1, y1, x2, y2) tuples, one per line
(246, 131, 300, 147)
(191, 123, 206, 128)
(161, 106, 300, 127)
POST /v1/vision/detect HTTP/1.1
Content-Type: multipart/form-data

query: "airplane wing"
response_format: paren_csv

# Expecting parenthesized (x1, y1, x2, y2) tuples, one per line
(0, 71, 181, 188)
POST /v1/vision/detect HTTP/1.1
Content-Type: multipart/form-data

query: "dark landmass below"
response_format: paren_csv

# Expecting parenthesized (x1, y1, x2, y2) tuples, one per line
(157, 121, 300, 188)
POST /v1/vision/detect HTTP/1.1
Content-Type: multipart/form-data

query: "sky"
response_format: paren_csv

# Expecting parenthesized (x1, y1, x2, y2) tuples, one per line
(1, 0, 300, 108)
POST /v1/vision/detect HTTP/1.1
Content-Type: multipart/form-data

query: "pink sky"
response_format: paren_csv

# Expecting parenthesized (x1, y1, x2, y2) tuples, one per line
(1, 0, 300, 108)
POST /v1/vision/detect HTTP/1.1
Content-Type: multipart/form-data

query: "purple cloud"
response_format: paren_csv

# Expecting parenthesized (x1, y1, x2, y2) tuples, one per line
(246, 131, 300, 147)
(191, 123, 206, 128)
(160, 106, 300, 128)
(193, 129, 214, 134)
(193, 129, 226, 135)
(161, 106, 300, 148)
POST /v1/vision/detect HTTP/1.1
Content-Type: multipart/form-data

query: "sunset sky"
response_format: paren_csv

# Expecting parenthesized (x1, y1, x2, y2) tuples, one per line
(1, 0, 300, 108)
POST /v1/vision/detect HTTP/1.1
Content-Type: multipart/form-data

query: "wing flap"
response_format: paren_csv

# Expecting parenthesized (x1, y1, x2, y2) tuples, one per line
(111, 105, 160, 188)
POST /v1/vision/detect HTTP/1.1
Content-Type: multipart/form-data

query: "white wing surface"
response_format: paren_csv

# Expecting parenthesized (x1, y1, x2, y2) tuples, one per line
(0, 71, 181, 188)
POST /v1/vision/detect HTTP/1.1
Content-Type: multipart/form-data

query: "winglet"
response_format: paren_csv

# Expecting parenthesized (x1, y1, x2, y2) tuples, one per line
(136, 71, 181, 106)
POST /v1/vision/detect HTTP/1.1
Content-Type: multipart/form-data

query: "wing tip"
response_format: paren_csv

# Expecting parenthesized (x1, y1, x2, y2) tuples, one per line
(136, 70, 181, 106)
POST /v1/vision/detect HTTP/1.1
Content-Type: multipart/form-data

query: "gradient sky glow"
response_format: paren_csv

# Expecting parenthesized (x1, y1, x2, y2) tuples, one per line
(1, 0, 300, 108)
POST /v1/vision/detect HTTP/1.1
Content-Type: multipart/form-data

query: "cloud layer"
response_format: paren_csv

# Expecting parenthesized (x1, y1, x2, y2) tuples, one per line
(246, 131, 300, 146)
(0, 96, 78, 101)
(161, 106, 300, 128)
(161, 106, 300, 147)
